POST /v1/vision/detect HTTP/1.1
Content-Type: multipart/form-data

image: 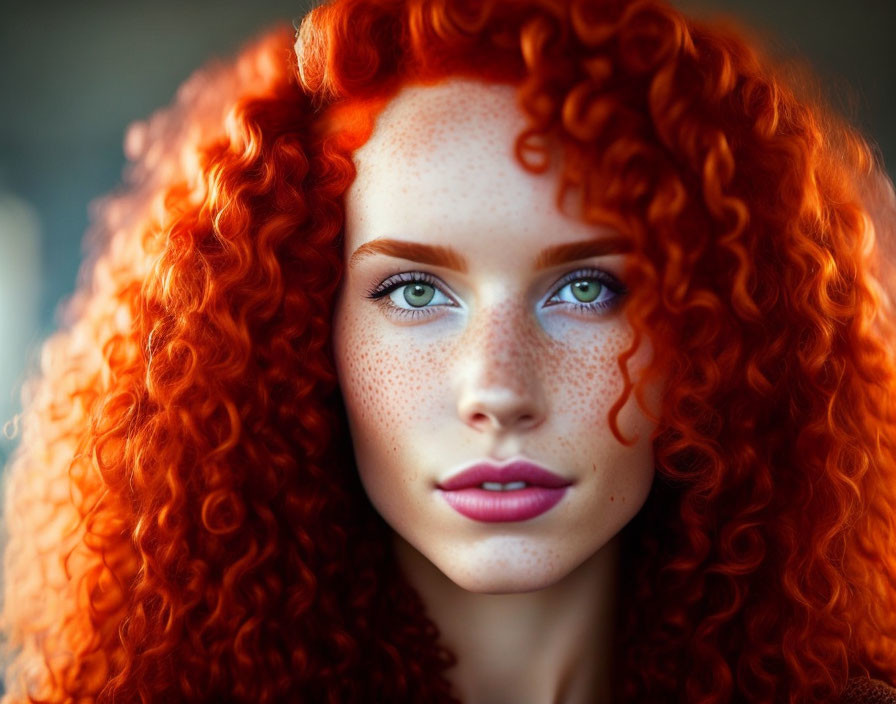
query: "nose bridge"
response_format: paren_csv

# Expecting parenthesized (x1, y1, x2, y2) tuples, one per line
(464, 303, 535, 386)
(454, 301, 546, 432)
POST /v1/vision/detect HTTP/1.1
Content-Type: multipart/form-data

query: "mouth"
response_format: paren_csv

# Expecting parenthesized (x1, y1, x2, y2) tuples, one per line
(436, 459, 573, 491)
(436, 459, 573, 523)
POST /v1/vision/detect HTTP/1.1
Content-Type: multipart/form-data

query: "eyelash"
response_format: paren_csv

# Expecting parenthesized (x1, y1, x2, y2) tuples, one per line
(364, 268, 627, 320)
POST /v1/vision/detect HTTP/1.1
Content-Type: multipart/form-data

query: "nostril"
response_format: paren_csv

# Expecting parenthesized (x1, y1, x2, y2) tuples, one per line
(470, 412, 490, 426)
(458, 389, 545, 433)
(466, 409, 540, 431)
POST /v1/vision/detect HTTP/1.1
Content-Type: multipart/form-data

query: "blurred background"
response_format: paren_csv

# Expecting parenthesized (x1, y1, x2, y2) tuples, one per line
(0, 0, 893, 470)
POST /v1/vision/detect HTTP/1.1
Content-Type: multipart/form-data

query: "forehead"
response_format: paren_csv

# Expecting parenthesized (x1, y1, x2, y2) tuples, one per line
(353, 78, 524, 165)
(344, 78, 599, 252)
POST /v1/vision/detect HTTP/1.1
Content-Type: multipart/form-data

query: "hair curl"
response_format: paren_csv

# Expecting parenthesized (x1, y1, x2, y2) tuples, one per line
(3, 1, 896, 702)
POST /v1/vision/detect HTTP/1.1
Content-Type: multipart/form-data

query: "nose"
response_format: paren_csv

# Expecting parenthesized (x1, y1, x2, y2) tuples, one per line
(455, 307, 546, 434)
(458, 387, 544, 433)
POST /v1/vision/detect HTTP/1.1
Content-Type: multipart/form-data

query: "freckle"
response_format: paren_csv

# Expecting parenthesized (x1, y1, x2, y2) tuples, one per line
(610, 495, 614, 502)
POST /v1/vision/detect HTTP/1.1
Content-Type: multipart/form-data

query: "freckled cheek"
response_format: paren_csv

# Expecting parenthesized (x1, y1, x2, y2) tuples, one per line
(334, 306, 449, 454)
(547, 324, 633, 425)
(542, 324, 655, 487)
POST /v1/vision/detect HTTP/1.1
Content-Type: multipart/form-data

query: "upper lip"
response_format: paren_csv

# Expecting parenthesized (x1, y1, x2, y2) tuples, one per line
(437, 459, 573, 490)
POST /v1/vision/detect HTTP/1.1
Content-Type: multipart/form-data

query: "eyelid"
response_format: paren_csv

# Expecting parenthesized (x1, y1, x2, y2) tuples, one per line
(365, 270, 459, 303)
(365, 271, 461, 321)
(540, 266, 628, 316)
(546, 267, 627, 299)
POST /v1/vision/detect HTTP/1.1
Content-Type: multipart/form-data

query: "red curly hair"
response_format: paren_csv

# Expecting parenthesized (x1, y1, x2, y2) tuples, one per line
(3, 0, 896, 702)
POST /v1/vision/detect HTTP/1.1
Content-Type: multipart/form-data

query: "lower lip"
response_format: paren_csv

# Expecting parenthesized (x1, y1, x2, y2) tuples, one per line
(437, 486, 570, 522)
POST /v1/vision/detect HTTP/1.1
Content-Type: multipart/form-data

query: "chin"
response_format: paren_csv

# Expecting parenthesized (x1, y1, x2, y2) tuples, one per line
(435, 554, 572, 595)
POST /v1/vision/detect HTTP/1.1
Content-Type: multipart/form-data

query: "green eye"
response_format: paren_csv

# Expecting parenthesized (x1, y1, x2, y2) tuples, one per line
(370, 273, 454, 315)
(403, 283, 436, 307)
(546, 269, 625, 313)
(570, 280, 601, 303)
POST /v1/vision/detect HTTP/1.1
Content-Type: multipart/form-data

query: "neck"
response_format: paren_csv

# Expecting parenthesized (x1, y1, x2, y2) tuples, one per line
(393, 533, 620, 704)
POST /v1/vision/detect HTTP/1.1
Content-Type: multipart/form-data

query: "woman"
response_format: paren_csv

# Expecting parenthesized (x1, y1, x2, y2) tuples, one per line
(3, 0, 896, 701)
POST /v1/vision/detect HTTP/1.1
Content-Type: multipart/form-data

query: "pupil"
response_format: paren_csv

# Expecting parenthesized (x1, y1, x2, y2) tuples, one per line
(404, 283, 435, 307)
(572, 280, 600, 303)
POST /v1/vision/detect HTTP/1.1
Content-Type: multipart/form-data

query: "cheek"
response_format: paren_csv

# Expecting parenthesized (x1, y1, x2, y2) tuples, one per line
(333, 301, 449, 466)
(546, 321, 642, 438)
(547, 320, 656, 510)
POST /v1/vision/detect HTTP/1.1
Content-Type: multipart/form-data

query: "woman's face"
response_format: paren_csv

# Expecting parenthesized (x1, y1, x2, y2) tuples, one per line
(333, 78, 659, 594)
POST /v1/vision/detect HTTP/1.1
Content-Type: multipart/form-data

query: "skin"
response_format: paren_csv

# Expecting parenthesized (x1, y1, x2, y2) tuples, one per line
(333, 78, 660, 704)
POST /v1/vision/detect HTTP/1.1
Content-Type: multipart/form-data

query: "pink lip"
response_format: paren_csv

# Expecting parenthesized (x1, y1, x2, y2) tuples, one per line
(437, 460, 573, 491)
(437, 460, 573, 523)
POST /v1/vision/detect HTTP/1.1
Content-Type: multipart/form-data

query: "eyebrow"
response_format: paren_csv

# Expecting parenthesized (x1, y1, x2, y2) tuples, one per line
(348, 236, 631, 272)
